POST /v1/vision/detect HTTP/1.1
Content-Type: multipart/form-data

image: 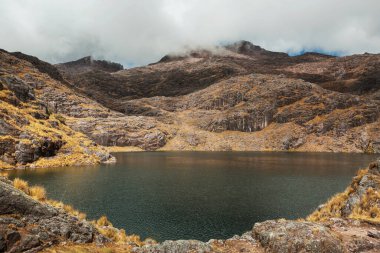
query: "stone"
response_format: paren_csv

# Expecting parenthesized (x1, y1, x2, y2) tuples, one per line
(368, 230, 380, 239)
(19, 235, 41, 251)
(6, 231, 21, 249)
(0, 235, 6, 252)
(253, 220, 343, 253)
(133, 240, 212, 253)
(1, 75, 35, 101)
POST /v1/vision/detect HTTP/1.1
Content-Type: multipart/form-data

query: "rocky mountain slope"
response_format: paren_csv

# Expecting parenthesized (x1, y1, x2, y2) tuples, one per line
(1, 41, 379, 157)
(0, 50, 114, 170)
(53, 41, 380, 153)
(1, 159, 380, 252)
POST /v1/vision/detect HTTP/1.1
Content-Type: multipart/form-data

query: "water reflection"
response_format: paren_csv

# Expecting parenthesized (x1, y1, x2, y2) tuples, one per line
(8, 152, 378, 241)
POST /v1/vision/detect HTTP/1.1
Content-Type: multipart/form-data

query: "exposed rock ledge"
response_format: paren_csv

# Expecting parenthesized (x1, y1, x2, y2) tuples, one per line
(1, 159, 380, 252)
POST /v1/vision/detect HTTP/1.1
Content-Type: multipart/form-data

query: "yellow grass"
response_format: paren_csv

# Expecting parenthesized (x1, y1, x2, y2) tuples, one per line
(107, 146, 144, 152)
(0, 160, 14, 170)
(96, 216, 113, 227)
(349, 187, 380, 223)
(13, 178, 30, 194)
(29, 186, 47, 201)
(0, 171, 9, 177)
(0, 96, 108, 170)
(308, 168, 380, 223)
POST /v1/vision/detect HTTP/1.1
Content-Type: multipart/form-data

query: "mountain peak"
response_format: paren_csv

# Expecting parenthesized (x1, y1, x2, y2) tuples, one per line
(57, 56, 123, 74)
(225, 40, 264, 54)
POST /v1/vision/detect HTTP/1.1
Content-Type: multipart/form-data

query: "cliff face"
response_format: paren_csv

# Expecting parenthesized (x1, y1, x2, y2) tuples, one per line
(0, 50, 114, 170)
(53, 41, 380, 153)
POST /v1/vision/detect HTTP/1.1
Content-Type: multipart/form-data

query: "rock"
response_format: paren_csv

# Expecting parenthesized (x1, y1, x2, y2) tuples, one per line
(346, 237, 374, 253)
(0, 177, 57, 216)
(18, 235, 41, 251)
(15, 141, 36, 164)
(0, 235, 6, 252)
(368, 230, 380, 239)
(0, 120, 19, 137)
(133, 240, 212, 253)
(14, 137, 64, 164)
(253, 220, 343, 253)
(143, 132, 166, 150)
(1, 75, 35, 101)
(0, 176, 107, 251)
(6, 231, 21, 249)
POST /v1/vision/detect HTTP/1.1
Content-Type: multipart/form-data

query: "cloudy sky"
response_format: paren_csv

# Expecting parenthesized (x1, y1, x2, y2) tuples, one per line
(0, 0, 379, 67)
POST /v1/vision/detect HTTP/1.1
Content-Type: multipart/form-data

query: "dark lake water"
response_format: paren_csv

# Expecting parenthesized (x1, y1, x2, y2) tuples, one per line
(8, 152, 378, 242)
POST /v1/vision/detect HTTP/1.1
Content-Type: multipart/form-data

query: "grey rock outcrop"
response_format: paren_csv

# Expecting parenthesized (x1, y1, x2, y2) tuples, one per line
(133, 240, 212, 253)
(253, 220, 343, 253)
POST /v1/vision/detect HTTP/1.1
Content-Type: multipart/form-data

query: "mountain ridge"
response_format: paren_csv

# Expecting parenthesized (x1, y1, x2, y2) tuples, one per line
(1, 40, 379, 170)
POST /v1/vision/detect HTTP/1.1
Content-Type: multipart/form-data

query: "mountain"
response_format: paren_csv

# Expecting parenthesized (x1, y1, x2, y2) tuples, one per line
(0, 41, 379, 169)
(54, 41, 380, 153)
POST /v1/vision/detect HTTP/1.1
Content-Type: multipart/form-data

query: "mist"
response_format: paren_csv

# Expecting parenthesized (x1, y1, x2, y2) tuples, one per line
(1, 0, 379, 67)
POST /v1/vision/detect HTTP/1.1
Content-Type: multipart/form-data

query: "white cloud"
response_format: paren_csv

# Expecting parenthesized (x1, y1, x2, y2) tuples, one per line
(0, 0, 379, 66)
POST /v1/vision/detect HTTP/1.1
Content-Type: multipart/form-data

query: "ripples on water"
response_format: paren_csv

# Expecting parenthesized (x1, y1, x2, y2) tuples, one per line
(9, 152, 378, 241)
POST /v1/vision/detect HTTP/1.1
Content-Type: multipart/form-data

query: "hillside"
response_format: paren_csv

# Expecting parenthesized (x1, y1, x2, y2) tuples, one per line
(55, 42, 380, 153)
(0, 50, 114, 169)
(1, 41, 379, 161)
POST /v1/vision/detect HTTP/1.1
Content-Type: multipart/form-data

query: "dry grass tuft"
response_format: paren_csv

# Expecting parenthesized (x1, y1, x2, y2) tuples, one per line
(29, 186, 47, 201)
(96, 216, 113, 227)
(13, 178, 30, 194)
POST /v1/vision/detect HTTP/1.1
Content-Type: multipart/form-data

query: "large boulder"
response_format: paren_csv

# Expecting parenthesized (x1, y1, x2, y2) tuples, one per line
(253, 219, 343, 253)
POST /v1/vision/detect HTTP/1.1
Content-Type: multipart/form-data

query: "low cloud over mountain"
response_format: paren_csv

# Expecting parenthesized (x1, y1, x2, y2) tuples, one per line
(1, 0, 380, 66)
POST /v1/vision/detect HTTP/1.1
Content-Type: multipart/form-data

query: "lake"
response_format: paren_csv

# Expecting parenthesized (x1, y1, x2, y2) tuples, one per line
(8, 152, 378, 242)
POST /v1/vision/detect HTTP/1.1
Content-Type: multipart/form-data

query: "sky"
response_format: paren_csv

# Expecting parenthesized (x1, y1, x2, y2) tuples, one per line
(0, 0, 380, 67)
